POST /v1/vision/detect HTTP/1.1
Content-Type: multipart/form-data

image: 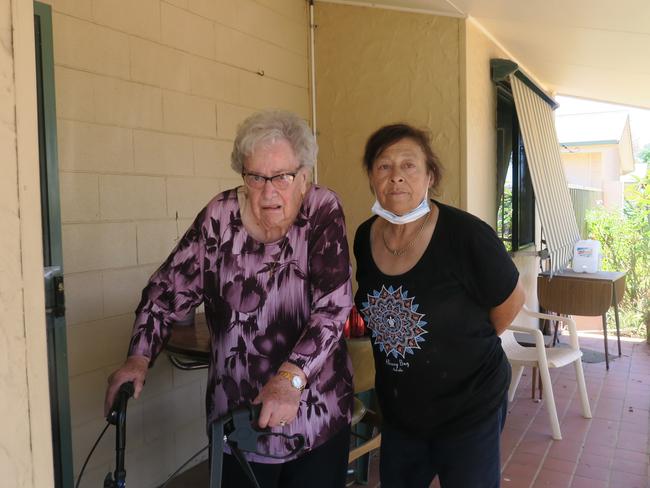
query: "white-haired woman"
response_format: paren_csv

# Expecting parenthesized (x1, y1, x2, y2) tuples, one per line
(105, 111, 354, 487)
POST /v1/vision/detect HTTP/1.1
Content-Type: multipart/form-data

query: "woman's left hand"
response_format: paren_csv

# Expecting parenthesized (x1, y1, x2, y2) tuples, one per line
(254, 363, 305, 428)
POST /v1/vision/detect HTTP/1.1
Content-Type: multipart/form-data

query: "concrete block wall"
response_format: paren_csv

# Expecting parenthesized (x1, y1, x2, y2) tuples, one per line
(41, 1, 310, 485)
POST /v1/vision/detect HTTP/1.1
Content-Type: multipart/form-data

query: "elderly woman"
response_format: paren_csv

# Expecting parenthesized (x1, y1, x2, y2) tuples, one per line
(105, 111, 354, 487)
(354, 124, 525, 488)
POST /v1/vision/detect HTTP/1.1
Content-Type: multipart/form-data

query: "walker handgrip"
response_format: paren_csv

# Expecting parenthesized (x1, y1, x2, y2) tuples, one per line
(107, 381, 134, 425)
(104, 381, 134, 488)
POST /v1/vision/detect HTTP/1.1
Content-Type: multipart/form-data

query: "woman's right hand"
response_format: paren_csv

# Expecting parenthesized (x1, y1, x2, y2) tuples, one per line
(104, 355, 149, 417)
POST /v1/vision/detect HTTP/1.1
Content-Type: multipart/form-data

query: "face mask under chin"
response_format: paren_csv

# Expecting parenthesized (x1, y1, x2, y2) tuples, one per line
(371, 196, 431, 225)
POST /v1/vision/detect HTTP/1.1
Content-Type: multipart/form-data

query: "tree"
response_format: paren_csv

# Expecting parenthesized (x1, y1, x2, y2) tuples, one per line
(638, 143, 650, 164)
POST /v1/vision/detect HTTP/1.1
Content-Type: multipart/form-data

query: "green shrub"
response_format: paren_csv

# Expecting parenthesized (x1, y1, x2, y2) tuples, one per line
(585, 170, 650, 339)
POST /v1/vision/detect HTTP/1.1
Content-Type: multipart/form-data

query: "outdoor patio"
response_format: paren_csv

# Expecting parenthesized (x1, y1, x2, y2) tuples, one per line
(357, 333, 650, 488)
(499, 333, 650, 488)
(166, 334, 649, 488)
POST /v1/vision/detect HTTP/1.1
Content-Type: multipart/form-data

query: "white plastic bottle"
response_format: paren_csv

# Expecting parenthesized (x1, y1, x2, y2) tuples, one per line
(572, 239, 601, 273)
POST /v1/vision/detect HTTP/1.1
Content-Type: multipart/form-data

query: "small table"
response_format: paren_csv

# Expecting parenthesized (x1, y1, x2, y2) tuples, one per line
(537, 270, 626, 370)
(165, 315, 210, 369)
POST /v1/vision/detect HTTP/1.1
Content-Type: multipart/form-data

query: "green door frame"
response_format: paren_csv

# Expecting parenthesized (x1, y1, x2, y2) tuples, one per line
(34, 3, 74, 487)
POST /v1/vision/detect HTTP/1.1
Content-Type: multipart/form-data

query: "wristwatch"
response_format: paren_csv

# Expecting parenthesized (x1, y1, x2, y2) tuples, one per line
(277, 370, 305, 392)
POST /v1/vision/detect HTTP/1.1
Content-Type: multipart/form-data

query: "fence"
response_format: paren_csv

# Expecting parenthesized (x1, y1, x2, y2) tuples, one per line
(569, 186, 603, 238)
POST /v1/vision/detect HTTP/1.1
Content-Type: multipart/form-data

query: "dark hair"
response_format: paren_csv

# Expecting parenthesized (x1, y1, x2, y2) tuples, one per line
(362, 123, 443, 192)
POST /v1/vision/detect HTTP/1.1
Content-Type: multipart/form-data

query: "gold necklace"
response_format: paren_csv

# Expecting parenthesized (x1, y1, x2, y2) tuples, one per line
(381, 212, 430, 257)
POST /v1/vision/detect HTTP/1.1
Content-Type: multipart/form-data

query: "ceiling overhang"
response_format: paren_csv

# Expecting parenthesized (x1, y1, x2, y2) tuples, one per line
(320, 0, 650, 109)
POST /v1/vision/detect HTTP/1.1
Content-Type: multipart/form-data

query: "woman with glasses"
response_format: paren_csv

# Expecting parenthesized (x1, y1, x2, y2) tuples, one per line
(105, 110, 354, 487)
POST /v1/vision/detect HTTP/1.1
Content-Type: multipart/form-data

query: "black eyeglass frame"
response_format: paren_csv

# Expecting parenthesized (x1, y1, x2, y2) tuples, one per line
(241, 168, 302, 189)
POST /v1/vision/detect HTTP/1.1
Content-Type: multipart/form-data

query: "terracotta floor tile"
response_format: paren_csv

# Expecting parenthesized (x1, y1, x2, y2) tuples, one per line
(541, 456, 577, 475)
(578, 452, 612, 467)
(518, 440, 552, 456)
(574, 461, 610, 481)
(609, 469, 650, 488)
(594, 405, 624, 421)
(501, 476, 534, 488)
(355, 340, 650, 487)
(581, 442, 614, 459)
(600, 387, 627, 399)
(532, 478, 570, 488)
(548, 440, 583, 462)
(620, 420, 650, 435)
(532, 468, 572, 488)
(503, 461, 540, 479)
(585, 430, 618, 448)
(508, 451, 543, 467)
(613, 448, 650, 464)
(570, 475, 608, 488)
(620, 407, 650, 428)
(610, 456, 649, 476)
(617, 430, 650, 453)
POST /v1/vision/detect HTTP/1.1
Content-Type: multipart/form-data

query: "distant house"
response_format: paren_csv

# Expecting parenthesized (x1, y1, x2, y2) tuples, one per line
(555, 112, 636, 237)
(556, 112, 636, 210)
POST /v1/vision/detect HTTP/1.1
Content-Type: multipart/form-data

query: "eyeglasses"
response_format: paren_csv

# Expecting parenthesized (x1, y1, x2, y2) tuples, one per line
(242, 169, 300, 190)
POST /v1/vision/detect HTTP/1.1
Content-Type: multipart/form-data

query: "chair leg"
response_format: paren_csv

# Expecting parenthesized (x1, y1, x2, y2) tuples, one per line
(612, 291, 622, 357)
(573, 359, 592, 419)
(531, 366, 537, 399)
(602, 314, 610, 370)
(538, 364, 562, 440)
(509, 365, 524, 402)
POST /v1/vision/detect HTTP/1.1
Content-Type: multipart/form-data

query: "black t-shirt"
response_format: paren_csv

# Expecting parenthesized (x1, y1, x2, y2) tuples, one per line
(353, 201, 519, 439)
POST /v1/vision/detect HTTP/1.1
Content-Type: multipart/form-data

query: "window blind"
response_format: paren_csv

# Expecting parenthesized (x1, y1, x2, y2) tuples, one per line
(510, 76, 580, 272)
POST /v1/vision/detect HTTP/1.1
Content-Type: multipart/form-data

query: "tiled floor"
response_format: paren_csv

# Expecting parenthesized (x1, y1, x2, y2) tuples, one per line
(169, 334, 650, 488)
(360, 334, 650, 488)
(498, 334, 650, 488)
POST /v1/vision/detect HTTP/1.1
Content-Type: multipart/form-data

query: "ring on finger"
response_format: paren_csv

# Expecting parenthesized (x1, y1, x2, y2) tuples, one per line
(279, 419, 287, 426)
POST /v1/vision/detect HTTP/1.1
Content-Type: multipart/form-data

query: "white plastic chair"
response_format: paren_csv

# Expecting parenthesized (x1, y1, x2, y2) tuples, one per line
(501, 307, 592, 440)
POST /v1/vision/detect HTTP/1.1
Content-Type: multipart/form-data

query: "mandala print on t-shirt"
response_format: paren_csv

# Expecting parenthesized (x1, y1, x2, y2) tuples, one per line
(361, 285, 427, 359)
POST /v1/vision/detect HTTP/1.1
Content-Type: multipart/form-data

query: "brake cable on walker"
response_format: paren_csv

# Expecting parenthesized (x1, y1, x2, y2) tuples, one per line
(75, 381, 135, 488)
(77, 385, 304, 488)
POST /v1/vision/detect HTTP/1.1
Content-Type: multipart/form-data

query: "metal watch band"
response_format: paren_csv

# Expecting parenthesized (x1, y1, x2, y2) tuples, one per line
(277, 370, 305, 392)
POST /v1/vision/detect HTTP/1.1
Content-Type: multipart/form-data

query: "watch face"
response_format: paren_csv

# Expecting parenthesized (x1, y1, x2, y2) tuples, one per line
(291, 376, 303, 389)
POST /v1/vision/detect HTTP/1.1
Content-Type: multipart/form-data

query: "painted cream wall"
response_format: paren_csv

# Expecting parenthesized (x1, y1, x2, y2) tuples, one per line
(0, 1, 55, 487)
(463, 20, 540, 315)
(36, 1, 310, 486)
(562, 149, 625, 208)
(462, 19, 507, 225)
(314, 2, 461, 247)
(563, 152, 603, 188)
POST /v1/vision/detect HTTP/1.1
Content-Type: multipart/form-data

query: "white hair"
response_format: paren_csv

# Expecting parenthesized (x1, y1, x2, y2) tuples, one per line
(230, 110, 317, 173)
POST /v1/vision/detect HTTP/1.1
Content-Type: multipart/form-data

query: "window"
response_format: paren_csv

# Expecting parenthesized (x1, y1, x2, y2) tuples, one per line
(492, 58, 580, 271)
(496, 86, 535, 252)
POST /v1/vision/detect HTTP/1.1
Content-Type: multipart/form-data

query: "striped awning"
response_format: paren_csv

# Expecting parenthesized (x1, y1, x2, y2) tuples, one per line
(510, 76, 580, 273)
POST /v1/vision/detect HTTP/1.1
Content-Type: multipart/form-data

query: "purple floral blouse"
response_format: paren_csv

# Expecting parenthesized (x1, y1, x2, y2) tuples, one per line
(128, 185, 354, 462)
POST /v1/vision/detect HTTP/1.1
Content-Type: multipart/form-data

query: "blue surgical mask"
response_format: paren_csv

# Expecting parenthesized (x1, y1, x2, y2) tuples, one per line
(371, 196, 431, 225)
